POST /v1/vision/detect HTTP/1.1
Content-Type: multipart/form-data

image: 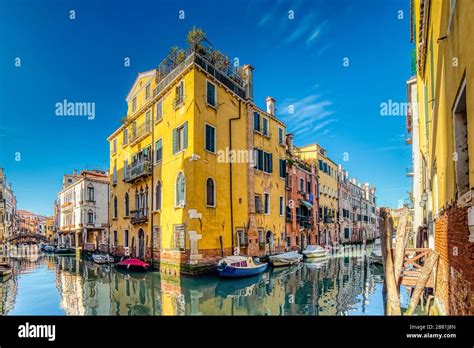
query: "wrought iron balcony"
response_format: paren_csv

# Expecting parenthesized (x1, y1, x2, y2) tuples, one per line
(125, 160, 152, 183)
(130, 208, 148, 225)
(130, 121, 152, 145)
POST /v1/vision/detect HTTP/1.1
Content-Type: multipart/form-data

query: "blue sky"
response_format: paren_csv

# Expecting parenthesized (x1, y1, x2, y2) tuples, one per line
(0, 0, 413, 216)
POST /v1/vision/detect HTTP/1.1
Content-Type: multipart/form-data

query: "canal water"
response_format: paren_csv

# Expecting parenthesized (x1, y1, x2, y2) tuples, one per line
(0, 243, 408, 315)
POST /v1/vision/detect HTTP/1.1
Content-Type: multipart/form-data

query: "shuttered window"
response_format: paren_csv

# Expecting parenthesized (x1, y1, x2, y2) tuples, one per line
(205, 124, 216, 153)
(173, 122, 188, 154)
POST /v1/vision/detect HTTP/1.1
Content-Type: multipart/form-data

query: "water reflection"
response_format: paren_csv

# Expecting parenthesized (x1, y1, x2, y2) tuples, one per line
(1, 244, 386, 315)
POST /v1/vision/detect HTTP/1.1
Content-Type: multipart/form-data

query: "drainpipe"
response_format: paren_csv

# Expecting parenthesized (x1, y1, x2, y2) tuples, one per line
(229, 100, 242, 254)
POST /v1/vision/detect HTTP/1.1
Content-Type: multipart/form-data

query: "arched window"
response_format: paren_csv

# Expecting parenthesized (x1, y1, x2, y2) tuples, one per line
(87, 209, 94, 224)
(155, 181, 162, 210)
(206, 177, 215, 207)
(124, 192, 129, 217)
(175, 172, 186, 207)
(113, 196, 118, 219)
(87, 184, 94, 201)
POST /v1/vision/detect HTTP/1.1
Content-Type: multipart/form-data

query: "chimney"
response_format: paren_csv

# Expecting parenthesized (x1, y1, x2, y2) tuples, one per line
(266, 96, 276, 116)
(242, 65, 254, 101)
(73, 169, 77, 175)
(286, 133, 294, 154)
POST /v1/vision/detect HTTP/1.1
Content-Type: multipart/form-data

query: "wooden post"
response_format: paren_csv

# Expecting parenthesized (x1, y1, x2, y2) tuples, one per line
(380, 208, 401, 315)
(393, 208, 409, 285)
(405, 251, 439, 315)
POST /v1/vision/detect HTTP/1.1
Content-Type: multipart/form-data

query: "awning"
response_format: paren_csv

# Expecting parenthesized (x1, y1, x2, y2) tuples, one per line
(299, 199, 313, 209)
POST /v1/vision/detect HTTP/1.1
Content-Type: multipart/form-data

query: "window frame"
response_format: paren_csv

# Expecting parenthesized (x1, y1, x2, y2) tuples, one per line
(206, 177, 216, 208)
(264, 192, 270, 215)
(155, 138, 163, 164)
(206, 79, 217, 108)
(175, 171, 186, 208)
(204, 123, 216, 154)
(262, 116, 270, 137)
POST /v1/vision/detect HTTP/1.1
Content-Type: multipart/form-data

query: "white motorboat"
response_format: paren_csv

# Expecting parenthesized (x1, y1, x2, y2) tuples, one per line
(92, 254, 115, 264)
(269, 251, 303, 267)
(302, 245, 328, 259)
(370, 239, 383, 265)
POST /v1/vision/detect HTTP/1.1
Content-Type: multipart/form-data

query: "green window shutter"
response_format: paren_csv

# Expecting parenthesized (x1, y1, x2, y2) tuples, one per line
(173, 128, 177, 154)
(269, 153, 273, 173)
(183, 122, 188, 149)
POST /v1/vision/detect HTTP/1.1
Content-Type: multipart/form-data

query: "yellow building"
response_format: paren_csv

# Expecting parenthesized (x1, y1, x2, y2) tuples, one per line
(107, 28, 286, 275)
(411, 0, 473, 315)
(45, 217, 54, 243)
(297, 144, 338, 244)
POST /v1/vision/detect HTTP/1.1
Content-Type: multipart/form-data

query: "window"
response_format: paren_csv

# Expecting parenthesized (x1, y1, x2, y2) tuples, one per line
(253, 111, 260, 131)
(307, 181, 311, 194)
(255, 194, 263, 213)
(279, 159, 286, 178)
(205, 124, 216, 153)
(155, 139, 163, 163)
(263, 152, 273, 173)
(206, 80, 216, 107)
(113, 196, 118, 219)
(175, 80, 184, 107)
(279, 196, 284, 216)
(153, 226, 161, 249)
(124, 230, 129, 247)
(254, 148, 264, 170)
(278, 127, 284, 145)
(300, 178, 304, 192)
(155, 99, 163, 121)
(206, 178, 216, 207)
(124, 193, 130, 217)
(262, 117, 269, 136)
(145, 84, 151, 100)
(145, 110, 152, 131)
(453, 79, 468, 197)
(155, 181, 162, 210)
(132, 97, 137, 112)
(124, 160, 128, 180)
(237, 229, 247, 247)
(113, 231, 118, 247)
(264, 193, 270, 214)
(258, 229, 264, 244)
(87, 209, 94, 224)
(87, 184, 94, 201)
(173, 224, 186, 251)
(175, 172, 186, 207)
(113, 161, 117, 185)
(123, 129, 128, 145)
(112, 139, 117, 154)
(173, 122, 188, 154)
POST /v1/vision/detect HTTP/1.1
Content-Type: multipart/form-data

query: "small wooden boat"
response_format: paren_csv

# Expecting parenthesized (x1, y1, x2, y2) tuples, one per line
(269, 251, 303, 267)
(0, 264, 12, 277)
(217, 255, 267, 278)
(55, 247, 74, 255)
(116, 258, 149, 272)
(92, 254, 114, 264)
(43, 245, 56, 253)
(302, 245, 328, 259)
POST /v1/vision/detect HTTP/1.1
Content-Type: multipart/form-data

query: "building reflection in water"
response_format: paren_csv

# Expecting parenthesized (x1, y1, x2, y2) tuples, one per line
(1, 243, 385, 315)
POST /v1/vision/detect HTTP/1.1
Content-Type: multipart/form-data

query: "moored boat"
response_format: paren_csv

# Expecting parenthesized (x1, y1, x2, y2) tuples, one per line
(302, 245, 328, 259)
(217, 255, 267, 278)
(370, 239, 383, 265)
(55, 247, 75, 255)
(116, 258, 149, 272)
(0, 263, 12, 277)
(269, 251, 303, 267)
(92, 253, 114, 264)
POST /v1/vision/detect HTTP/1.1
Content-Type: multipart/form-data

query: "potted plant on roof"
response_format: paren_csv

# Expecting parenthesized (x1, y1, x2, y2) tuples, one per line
(187, 26, 207, 55)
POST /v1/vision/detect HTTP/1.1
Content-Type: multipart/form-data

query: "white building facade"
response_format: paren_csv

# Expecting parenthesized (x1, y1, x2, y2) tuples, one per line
(58, 170, 109, 252)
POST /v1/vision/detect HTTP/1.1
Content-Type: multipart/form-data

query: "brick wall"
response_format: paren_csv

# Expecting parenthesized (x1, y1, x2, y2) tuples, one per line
(434, 205, 474, 315)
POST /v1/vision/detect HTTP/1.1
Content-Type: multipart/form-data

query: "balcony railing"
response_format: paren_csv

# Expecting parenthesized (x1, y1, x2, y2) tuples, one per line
(130, 121, 151, 144)
(125, 160, 152, 183)
(131, 208, 148, 225)
(298, 215, 312, 228)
